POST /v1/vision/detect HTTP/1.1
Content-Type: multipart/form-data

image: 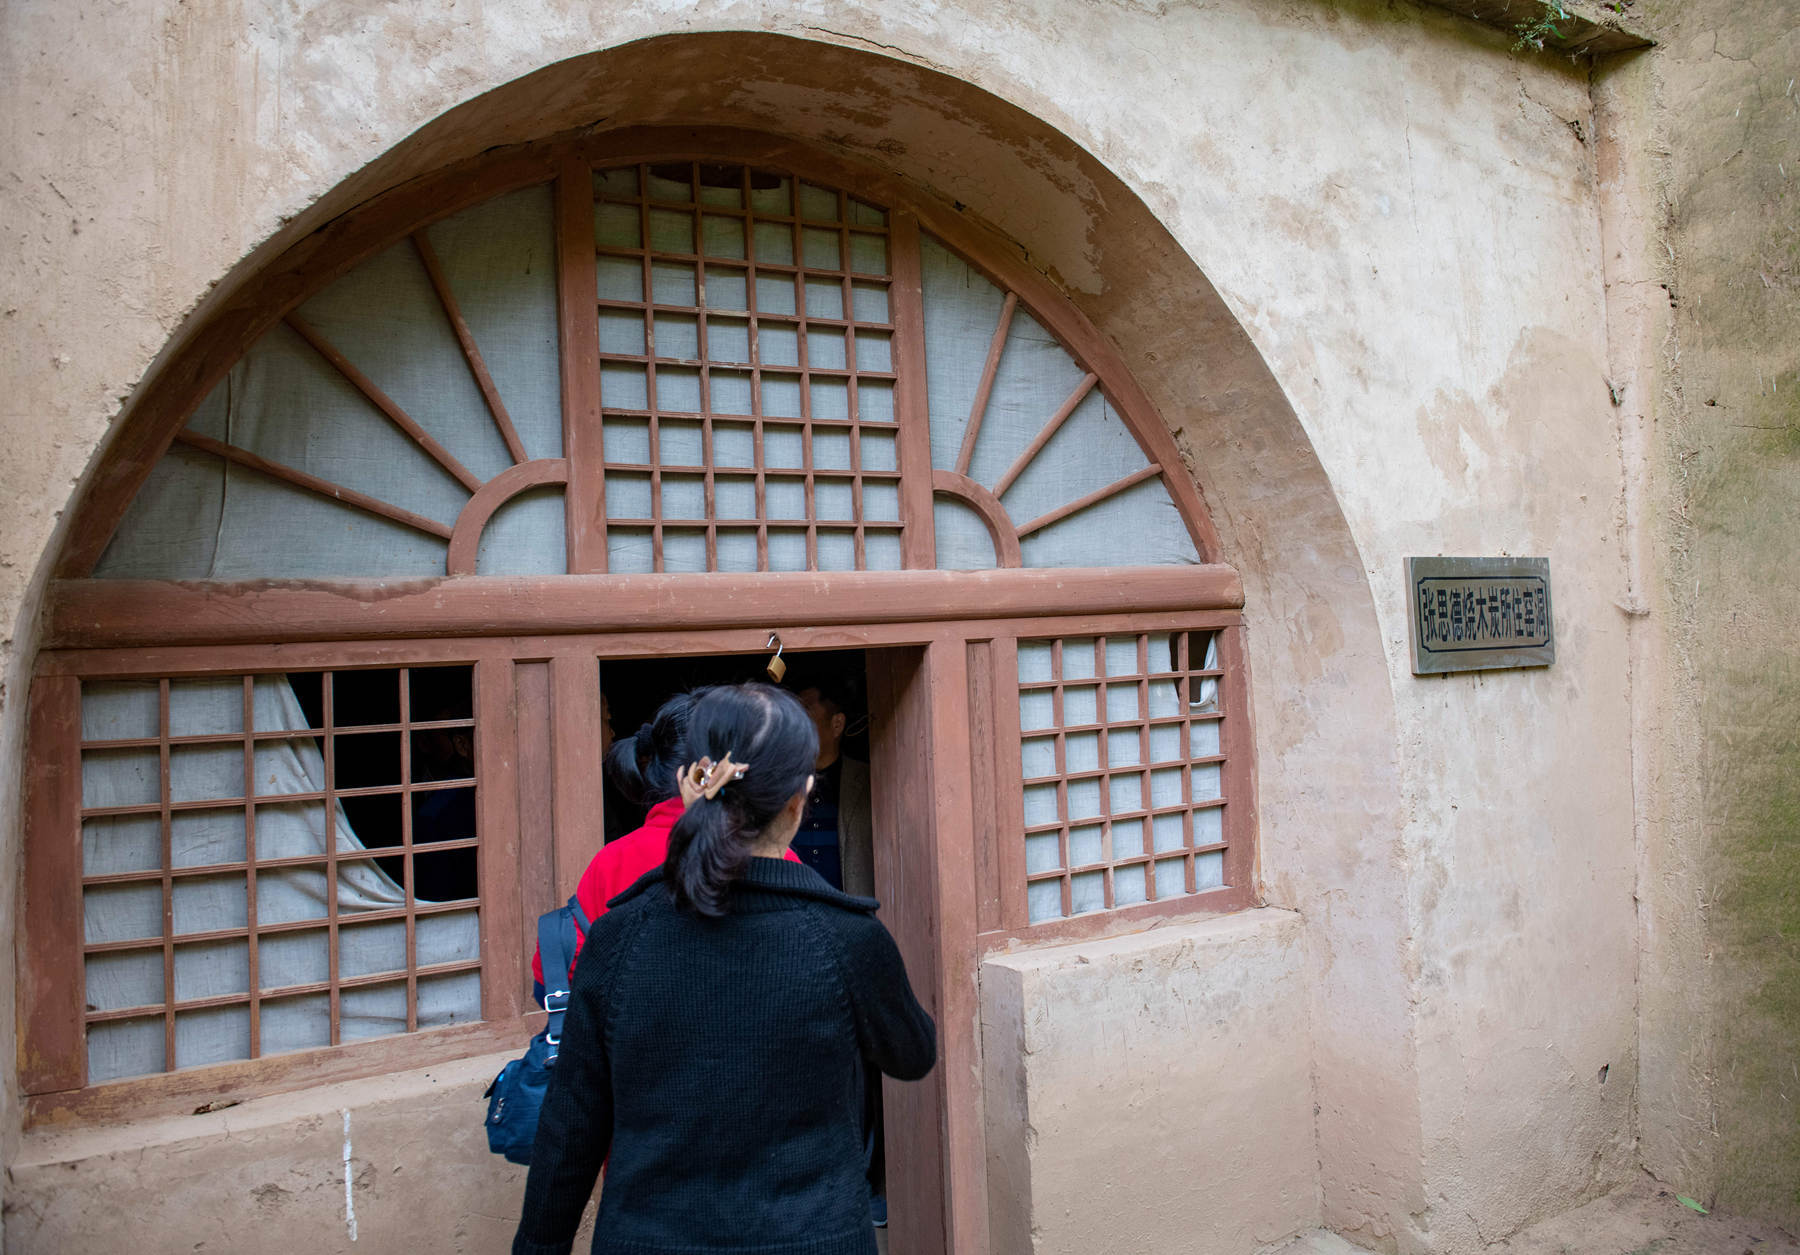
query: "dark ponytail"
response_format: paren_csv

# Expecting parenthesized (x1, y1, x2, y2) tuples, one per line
(663, 683, 817, 917)
(604, 691, 697, 807)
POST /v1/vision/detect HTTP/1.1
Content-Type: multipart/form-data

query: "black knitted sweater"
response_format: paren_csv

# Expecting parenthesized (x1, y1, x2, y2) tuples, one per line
(513, 856, 937, 1255)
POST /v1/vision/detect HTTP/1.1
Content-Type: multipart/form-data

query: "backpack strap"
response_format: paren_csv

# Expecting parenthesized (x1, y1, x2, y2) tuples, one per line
(536, 893, 594, 1059)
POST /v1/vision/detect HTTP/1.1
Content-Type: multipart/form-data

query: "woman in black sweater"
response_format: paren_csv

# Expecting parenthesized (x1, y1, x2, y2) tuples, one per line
(513, 683, 937, 1255)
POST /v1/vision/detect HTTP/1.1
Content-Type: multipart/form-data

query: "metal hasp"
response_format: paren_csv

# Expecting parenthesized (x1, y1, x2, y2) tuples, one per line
(1405, 556, 1555, 675)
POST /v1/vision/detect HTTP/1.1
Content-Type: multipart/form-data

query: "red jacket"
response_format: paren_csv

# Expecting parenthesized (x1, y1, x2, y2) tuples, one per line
(532, 797, 801, 988)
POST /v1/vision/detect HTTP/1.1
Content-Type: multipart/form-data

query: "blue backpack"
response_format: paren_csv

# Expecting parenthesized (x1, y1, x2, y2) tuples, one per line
(483, 893, 591, 1165)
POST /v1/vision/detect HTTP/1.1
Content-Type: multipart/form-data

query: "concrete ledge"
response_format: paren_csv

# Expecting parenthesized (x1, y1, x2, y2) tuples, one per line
(8, 1050, 539, 1254)
(981, 908, 1316, 1255)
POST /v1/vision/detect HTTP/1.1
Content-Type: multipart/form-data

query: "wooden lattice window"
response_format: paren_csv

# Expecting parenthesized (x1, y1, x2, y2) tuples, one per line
(590, 163, 902, 573)
(76, 667, 482, 1082)
(1014, 630, 1238, 923)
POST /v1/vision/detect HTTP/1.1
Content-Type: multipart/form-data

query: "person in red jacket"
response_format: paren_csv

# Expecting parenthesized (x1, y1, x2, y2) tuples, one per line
(532, 689, 800, 998)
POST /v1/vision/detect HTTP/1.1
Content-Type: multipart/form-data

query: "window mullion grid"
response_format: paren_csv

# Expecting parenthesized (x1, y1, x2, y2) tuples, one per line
(323, 673, 341, 1046)
(697, 164, 719, 571)
(750, 176, 778, 572)
(158, 678, 175, 1070)
(839, 188, 865, 569)
(796, 184, 819, 570)
(1136, 634, 1156, 903)
(400, 669, 418, 1033)
(1179, 631, 1197, 893)
(1051, 639, 1072, 919)
(241, 675, 261, 1055)
(1093, 637, 1115, 910)
(639, 181, 664, 572)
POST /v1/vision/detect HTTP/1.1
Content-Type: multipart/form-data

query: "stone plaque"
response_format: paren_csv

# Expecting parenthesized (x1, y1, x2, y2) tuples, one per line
(1406, 556, 1554, 675)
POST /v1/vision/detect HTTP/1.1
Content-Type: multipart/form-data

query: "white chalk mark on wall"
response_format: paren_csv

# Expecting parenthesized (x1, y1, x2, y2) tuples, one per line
(343, 1108, 359, 1242)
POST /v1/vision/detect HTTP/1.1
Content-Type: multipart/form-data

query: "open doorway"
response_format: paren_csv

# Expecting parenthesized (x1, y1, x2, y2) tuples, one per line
(595, 646, 897, 1238)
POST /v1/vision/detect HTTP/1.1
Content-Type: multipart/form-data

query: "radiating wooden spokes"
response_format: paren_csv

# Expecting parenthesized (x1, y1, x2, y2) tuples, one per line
(172, 230, 552, 572)
(932, 277, 1175, 567)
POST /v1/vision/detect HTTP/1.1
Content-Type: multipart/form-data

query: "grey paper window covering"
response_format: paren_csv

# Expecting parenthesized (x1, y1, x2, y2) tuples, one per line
(916, 235, 1199, 570)
(99, 193, 1196, 582)
(79, 677, 480, 1083)
(95, 185, 563, 581)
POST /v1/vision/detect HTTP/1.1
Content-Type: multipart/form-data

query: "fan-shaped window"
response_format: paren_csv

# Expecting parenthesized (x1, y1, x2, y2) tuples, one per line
(93, 162, 1204, 579)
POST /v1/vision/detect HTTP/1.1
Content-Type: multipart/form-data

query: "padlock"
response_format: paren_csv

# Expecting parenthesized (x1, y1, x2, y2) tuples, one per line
(765, 634, 786, 683)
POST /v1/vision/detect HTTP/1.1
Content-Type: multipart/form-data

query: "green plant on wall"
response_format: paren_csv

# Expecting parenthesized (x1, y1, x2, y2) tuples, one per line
(1512, 0, 1572, 50)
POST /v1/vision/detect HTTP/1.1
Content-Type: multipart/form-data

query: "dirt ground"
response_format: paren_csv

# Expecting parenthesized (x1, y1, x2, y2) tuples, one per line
(1271, 1174, 1800, 1255)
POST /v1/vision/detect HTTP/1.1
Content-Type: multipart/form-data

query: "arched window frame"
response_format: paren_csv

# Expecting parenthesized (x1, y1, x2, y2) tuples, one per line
(23, 129, 1256, 1127)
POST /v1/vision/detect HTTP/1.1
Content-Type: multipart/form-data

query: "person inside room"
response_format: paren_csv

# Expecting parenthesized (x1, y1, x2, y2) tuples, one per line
(782, 658, 888, 1229)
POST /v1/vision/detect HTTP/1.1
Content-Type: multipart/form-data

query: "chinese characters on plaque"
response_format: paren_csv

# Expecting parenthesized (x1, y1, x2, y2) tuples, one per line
(1406, 557, 1554, 675)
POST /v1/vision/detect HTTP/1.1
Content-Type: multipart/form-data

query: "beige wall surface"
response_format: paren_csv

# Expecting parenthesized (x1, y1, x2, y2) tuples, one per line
(6, 1053, 542, 1253)
(1623, 0, 1800, 1229)
(981, 910, 1316, 1255)
(0, 1, 1652, 1252)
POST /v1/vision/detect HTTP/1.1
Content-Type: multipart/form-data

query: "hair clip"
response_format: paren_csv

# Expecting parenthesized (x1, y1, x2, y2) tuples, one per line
(679, 753, 749, 806)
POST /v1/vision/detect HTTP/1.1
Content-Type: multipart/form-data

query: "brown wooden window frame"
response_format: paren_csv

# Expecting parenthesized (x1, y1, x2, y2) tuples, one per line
(25, 129, 1253, 1128)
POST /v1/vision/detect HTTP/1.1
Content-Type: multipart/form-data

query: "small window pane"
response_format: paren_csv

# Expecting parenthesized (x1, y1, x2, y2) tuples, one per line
(814, 430, 852, 470)
(707, 318, 750, 364)
(805, 279, 844, 320)
(1192, 763, 1222, 801)
(753, 223, 794, 267)
(855, 331, 892, 373)
(802, 227, 839, 271)
(603, 417, 651, 463)
(808, 329, 847, 371)
(647, 207, 692, 253)
(1068, 824, 1103, 867)
(601, 363, 648, 410)
(861, 429, 897, 472)
(851, 281, 890, 324)
(594, 201, 640, 249)
(1155, 857, 1190, 898)
(261, 992, 330, 1054)
(765, 427, 804, 469)
(652, 313, 698, 360)
(760, 324, 800, 368)
(1025, 832, 1063, 874)
(798, 182, 839, 222)
(713, 425, 755, 469)
(701, 215, 746, 259)
(597, 255, 643, 303)
(1114, 865, 1149, 907)
(704, 267, 748, 312)
(812, 378, 850, 421)
(849, 233, 888, 274)
(176, 1005, 251, 1069)
(651, 261, 696, 306)
(1064, 730, 1100, 773)
(1027, 879, 1064, 924)
(755, 271, 796, 312)
(1070, 871, 1105, 914)
(657, 368, 701, 413)
(599, 309, 646, 356)
(87, 951, 165, 1013)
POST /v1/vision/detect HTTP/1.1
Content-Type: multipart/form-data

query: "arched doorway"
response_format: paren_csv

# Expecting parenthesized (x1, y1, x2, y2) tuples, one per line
(21, 130, 1256, 1252)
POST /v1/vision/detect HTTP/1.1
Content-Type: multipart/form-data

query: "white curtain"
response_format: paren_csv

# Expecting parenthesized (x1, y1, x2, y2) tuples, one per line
(81, 677, 480, 1083)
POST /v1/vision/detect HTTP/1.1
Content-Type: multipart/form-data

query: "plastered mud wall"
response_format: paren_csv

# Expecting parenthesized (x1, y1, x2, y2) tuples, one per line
(1, 2, 1645, 1252)
(4, 1053, 560, 1253)
(980, 911, 1315, 1255)
(1624, 0, 1800, 1226)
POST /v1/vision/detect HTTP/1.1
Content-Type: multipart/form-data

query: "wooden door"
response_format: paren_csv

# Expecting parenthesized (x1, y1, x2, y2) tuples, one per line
(867, 640, 987, 1255)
